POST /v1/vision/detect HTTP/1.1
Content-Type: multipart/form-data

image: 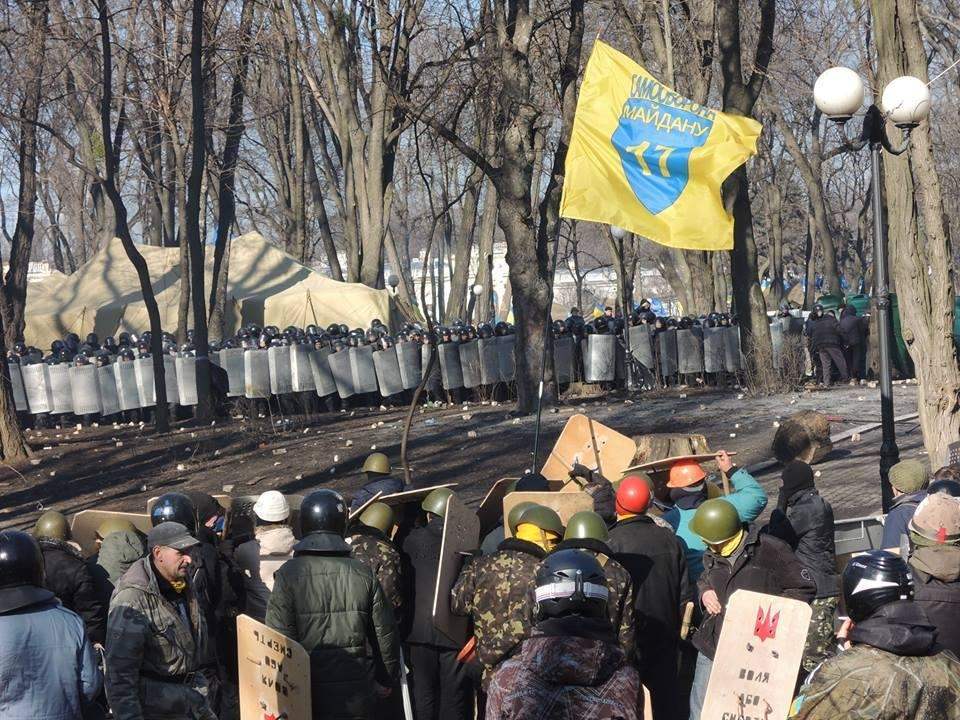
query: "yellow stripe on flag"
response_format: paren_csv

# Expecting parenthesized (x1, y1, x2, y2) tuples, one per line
(560, 41, 762, 251)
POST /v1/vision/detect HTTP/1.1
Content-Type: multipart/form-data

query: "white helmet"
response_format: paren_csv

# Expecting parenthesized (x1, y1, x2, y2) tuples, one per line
(253, 491, 290, 522)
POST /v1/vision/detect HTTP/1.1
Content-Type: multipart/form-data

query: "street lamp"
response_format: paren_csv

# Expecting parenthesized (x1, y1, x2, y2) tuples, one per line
(609, 226, 635, 391)
(814, 67, 931, 512)
(387, 274, 400, 295)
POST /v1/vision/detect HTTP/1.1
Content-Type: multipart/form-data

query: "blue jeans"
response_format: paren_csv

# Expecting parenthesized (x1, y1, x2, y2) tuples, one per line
(689, 652, 713, 720)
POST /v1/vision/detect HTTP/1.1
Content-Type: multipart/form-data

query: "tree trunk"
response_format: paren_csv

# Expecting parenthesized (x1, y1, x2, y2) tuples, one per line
(473, 179, 498, 324)
(304, 126, 343, 280)
(803, 214, 816, 309)
(446, 166, 483, 320)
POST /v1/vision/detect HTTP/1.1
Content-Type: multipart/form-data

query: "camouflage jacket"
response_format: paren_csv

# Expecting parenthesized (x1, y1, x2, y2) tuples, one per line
(348, 526, 403, 620)
(486, 616, 640, 720)
(451, 537, 545, 673)
(105, 558, 216, 720)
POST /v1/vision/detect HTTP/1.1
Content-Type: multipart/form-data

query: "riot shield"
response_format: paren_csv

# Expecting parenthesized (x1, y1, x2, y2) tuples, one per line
(243, 349, 270, 399)
(134, 358, 156, 407)
(723, 326, 742, 372)
(7, 363, 28, 412)
(677, 328, 705, 375)
(309, 348, 337, 397)
(176, 356, 199, 406)
(373, 346, 404, 397)
(438, 343, 464, 390)
(553, 335, 574, 385)
(458, 340, 482, 389)
(478, 337, 500, 385)
(770, 321, 784, 370)
(70, 364, 101, 415)
(268, 345, 294, 395)
(22, 363, 52, 415)
(396, 341, 422, 391)
(658, 329, 679, 378)
(703, 327, 725, 373)
(497, 335, 516, 382)
(115, 361, 141, 410)
(349, 345, 378, 394)
(219, 348, 246, 397)
(289, 344, 315, 393)
(163, 355, 179, 405)
(98, 365, 121, 416)
(628, 324, 656, 369)
(327, 348, 355, 399)
(582, 334, 616, 383)
(48, 364, 74, 414)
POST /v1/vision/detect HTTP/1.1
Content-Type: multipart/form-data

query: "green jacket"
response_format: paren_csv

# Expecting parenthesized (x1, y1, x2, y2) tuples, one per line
(266, 531, 401, 720)
(104, 557, 215, 720)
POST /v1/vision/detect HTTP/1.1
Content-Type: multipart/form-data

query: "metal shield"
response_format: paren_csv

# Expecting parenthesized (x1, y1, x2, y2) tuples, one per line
(553, 335, 574, 384)
(703, 327, 725, 373)
(723, 326, 742, 372)
(135, 358, 156, 407)
(70, 365, 101, 415)
(781, 316, 805, 336)
(219, 348, 245, 397)
(98, 365, 121, 416)
(115, 361, 141, 410)
(582, 334, 616, 383)
(244, 349, 271, 399)
(396, 341, 422, 391)
(459, 340, 482, 389)
(163, 355, 179, 405)
(497, 335, 516, 382)
(8, 363, 28, 412)
(290, 345, 316, 393)
(373, 346, 404, 397)
(349, 345, 378, 394)
(268, 346, 294, 395)
(48, 364, 74, 414)
(658, 329, 679, 378)
(327, 348, 355, 399)
(677, 328, 705, 374)
(176, 356, 199, 406)
(438, 343, 464, 390)
(628, 325, 656, 369)
(309, 348, 337, 397)
(22, 363, 52, 414)
(478, 337, 500, 385)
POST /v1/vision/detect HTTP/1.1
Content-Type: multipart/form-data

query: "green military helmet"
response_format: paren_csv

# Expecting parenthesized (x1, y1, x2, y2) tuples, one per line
(34, 510, 70, 541)
(362, 452, 391, 476)
(689, 498, 742, 545)
(564, 510, 610, 542)
(507, 501, 538, 535)
(421, 487, 454, 518)
(96, 517, 138, 539)
(359, 502, 396, 535)
(515, 505, 564, 536)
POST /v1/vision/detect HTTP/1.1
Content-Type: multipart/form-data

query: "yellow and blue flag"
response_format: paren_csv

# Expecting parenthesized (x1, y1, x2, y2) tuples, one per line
(560, 41, 762, 250)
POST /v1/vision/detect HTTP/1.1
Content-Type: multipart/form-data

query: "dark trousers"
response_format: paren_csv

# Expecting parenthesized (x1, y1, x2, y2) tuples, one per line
(640, 641, 684, 720)
(818, 347, 848, 385)
(844, 344, 865, 380)
(407, 644, 473, 720)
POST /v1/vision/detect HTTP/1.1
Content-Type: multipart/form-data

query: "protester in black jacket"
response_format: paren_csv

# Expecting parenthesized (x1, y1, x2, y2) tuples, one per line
(764, 460, 839, 671)
(839, 305, 868, 381)
(38, 537, 107, 645)
(805, 304, 849, 386)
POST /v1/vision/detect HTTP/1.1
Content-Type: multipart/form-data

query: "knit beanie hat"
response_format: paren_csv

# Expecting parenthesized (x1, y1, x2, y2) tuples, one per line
(889, 459, 929, 494)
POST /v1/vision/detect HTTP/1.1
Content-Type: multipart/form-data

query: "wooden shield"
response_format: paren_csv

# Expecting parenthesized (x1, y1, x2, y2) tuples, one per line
(70, 510, 152, 557)
(476, 478, 519, 537)
(431, 493, 480, 645)
(701, 590, 812, 720)
(540, 414, 637, 484)
(237, 614, 311, 720)
(502, 491, 594, 538)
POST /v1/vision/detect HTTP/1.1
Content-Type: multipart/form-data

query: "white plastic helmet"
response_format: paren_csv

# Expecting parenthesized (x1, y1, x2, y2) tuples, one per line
(253, 491, 290, 523)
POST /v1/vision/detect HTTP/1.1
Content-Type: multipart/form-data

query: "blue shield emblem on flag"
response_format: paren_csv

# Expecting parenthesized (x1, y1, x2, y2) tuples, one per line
(611, 98, 714, 215)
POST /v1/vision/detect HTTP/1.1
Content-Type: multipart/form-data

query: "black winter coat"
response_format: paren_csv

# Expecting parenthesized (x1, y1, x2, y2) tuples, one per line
(909, 545, 960, 658)
(765, 488, 840, 598)
(805, 314, 843, 351)
(839, 306, 867, 347)
(399, 516, 458, 648)
(607, 515, 691, 661)
(39, 539, 106, 644)
(694, 527, 816, 659)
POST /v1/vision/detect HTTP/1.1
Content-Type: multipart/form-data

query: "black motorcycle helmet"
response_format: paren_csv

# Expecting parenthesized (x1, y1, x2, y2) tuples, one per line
(300, 489, 348, 537)
(813, 303, 825, 318)
(534, 549, 608, 621)
(150, 492, 199, 536)
(0, 530, 44, 589)
(842, 550, 914, 623)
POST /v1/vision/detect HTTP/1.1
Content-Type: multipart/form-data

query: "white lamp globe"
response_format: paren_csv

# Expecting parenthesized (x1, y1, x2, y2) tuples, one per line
(881, 76, 930, 127)
(610, 225, 628, 240)
(387, 274, 399, 289)
(813, 67, 864, 121)
(472, 284, 484, 296)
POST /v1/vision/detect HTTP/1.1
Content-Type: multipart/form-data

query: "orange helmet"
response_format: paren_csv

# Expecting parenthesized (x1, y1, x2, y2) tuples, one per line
(667, 459, 707, 488)
(616, 475, 652, 515)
